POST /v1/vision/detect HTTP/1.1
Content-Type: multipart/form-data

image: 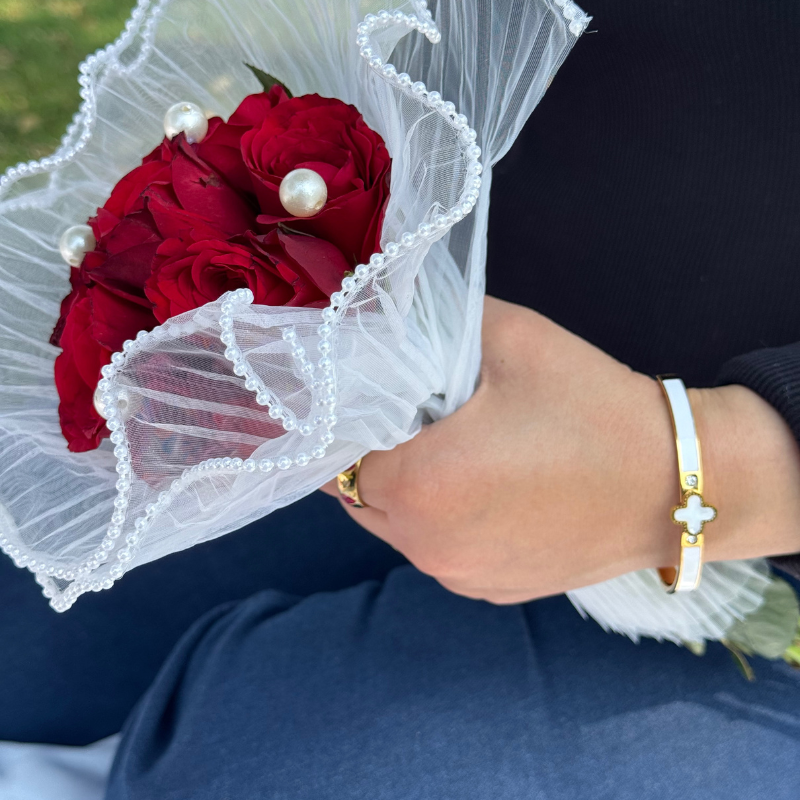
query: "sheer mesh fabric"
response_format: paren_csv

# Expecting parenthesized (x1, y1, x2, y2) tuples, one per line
(0, 0, 771, 641)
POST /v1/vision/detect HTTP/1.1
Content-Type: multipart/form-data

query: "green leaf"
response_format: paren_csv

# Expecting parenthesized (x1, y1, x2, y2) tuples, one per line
(723, 641, 756, 682)
(725, 577, 800, 660)
(683, 640, 706, 657)
(245, 64, 293, 98)
(783, 643, 800, 669)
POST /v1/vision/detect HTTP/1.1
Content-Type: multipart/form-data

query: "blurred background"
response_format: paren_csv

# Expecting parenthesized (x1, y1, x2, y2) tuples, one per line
(0, 0, 132, 171)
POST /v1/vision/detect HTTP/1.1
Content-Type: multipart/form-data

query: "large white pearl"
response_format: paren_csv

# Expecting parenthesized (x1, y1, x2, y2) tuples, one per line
(279, 168, 328, 218)
(94, 386, 139, 421)
(93, 385, 110, 420)
(163, 101, 209, 144)
(59, 224, 96, 267)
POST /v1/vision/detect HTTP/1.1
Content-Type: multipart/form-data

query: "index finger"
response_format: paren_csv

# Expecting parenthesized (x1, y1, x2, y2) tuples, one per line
(319, 448, 397, 511)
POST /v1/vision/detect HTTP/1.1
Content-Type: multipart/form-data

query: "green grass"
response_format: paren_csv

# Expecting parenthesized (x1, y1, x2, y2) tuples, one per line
(0, 0, 134, 172)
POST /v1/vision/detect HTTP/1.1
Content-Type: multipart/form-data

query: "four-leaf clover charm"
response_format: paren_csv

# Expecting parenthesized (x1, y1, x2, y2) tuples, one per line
(673, 493, 717, 541)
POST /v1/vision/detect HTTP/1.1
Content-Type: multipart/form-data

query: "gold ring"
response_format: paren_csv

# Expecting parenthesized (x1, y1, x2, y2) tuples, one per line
(336, 458, 367, 508)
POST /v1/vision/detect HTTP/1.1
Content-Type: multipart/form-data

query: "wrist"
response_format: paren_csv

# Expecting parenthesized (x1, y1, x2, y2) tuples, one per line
(687, 384, 800, 563)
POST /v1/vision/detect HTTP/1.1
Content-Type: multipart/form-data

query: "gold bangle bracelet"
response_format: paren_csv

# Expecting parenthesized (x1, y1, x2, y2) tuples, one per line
(657, 376, 717, 593)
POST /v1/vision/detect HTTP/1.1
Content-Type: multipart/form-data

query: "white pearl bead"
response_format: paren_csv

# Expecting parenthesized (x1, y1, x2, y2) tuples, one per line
(93, 384, 111, 419)
(278, 168, 328, 218)
(163, 101, 209, 144)
(59, 224, 95, 266)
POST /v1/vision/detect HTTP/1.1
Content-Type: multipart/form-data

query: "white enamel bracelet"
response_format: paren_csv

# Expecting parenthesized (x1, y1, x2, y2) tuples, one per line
(657, 376, 717, 593)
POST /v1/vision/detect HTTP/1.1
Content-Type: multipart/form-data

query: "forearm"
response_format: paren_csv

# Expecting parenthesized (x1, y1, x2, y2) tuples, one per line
(687, 384, 800, 565)
(328, 299, 800, 604)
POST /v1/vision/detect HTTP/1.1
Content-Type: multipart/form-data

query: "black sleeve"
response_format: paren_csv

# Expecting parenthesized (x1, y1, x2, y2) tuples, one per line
(717, 342, 800, 579)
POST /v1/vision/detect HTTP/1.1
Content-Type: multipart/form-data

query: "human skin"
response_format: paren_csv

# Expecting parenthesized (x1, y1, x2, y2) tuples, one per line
(321, 296, 800, 604)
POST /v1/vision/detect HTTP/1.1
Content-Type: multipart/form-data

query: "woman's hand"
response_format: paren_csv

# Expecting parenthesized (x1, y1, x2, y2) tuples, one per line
(322, 297, 800, 603)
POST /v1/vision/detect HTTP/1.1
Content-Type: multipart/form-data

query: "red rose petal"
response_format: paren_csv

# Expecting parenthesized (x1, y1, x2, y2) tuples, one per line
(104, 159, 170, 218)
(54, 293, 111, 451)
(169, 142, 257, 237)
(89, 284, 159, 353)
(272, 230, 350, 297)
(86, 240, 161, 306)
(227, 85, 290, 126)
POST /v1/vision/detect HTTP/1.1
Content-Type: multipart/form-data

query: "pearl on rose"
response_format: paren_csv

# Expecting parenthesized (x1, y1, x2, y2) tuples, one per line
(94, 385, 141, 421)
(93, 385, 110, 419)
(278, 168, 327, 218)
(59, 224, 95, 266)
(163, 101, 209, 143)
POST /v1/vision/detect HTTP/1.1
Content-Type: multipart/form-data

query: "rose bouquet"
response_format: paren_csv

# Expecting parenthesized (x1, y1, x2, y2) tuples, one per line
(0, 0, 779, 652)
(53, 82, 390, 453)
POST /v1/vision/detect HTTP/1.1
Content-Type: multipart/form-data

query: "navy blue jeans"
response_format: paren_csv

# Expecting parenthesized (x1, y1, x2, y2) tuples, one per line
(106, 566, 800, 799)
(0, 492, 404, 744)
(3, 491, 800, 796)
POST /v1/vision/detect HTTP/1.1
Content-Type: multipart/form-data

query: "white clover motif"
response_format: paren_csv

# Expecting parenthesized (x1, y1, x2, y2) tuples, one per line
(673, 493, 717, 536)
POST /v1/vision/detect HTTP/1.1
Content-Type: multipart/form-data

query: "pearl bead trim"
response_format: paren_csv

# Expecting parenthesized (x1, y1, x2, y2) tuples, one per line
(1, 0, 494, 611)
(0, 0, 165, 211)
(0, 0, 587, 210)
(553, 0, 591, 37)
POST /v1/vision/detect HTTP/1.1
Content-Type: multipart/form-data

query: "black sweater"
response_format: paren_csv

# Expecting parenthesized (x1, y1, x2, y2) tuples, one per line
(485, 0, 800, 572)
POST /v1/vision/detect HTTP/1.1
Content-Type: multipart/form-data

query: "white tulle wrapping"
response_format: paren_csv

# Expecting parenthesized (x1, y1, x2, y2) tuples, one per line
(569, 560, 771, 644)
(0, 0, 772, 640)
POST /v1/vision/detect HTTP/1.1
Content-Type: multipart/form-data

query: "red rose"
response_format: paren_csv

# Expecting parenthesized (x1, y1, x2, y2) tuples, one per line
(239, 94, 391, 265)
(52, 125, 257, 352)
(196, 85, 290, 194)
(52, 119, 260, 450)
(52, 86, 391, 452)
(144, 229, 350, 322)
(83, 130, 257, 316)
(53, 285, 112, 452)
